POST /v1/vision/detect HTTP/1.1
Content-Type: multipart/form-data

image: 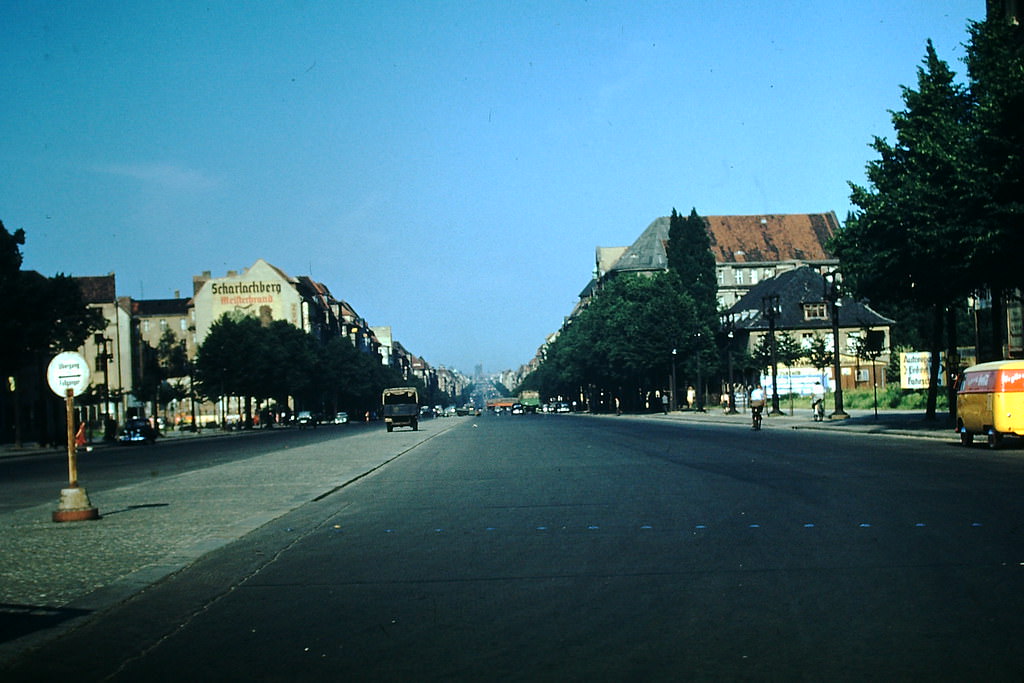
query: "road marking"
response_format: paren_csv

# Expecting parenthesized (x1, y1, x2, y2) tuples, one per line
(367, 521, 992, 535)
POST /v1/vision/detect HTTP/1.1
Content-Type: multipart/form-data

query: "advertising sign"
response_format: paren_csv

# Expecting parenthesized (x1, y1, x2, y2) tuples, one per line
(900, 352, 945, 389)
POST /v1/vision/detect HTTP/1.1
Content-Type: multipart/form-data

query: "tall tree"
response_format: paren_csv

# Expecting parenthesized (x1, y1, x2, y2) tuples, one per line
(963, 14, 1024, 355)
(666, 207, 719, 324)
(833, 41, 973, 417)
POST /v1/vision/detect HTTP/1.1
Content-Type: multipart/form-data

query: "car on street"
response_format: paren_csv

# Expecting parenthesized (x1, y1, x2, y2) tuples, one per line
(333, 412, 349, 425)
(119, 417, 156, 444)
(295, 411, 317, 428)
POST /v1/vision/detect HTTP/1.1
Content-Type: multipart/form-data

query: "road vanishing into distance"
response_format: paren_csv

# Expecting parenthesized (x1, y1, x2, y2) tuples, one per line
(3, 413, 1024, 681)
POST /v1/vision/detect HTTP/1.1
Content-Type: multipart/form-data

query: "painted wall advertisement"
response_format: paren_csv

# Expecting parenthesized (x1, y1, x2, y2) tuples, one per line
(210, 279, 287, 324)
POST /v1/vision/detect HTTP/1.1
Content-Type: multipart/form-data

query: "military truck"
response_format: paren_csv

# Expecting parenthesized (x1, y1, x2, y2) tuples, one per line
(382, 387, 419, 432)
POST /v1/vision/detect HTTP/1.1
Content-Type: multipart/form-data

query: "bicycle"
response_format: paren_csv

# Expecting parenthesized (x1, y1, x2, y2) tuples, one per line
(751, 405, 763, 430)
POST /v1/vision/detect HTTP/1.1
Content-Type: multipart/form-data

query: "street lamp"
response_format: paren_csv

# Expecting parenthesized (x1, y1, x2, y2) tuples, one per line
(761, 295, 783, 415)
(823, 270, 850, 419)
(693, 331, 705, 412)
(670, 348, 678, 412)
(721, 314, 738, 414)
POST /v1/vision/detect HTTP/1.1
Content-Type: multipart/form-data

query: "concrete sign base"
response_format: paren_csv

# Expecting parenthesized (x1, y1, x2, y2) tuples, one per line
(52, 487, 100, 523)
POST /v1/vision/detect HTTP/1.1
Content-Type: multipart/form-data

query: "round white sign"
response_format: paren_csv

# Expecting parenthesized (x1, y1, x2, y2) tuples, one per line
(47, 351, 91, 397)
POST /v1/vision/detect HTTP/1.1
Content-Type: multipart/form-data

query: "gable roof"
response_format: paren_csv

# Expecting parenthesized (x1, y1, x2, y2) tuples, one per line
(725, 266, 893, 331)
(604, 212, 838, 275)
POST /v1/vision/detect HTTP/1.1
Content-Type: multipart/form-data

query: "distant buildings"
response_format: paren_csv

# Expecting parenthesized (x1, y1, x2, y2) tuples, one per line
(516, 211, 892, 396)
(66, 259, 466, 429)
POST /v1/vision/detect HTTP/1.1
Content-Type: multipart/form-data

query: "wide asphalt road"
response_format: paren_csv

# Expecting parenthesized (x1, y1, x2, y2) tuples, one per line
(5, 413, 1024, 681)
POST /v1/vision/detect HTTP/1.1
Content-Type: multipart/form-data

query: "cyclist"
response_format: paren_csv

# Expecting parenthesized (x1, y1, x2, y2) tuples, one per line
(750, 384, 766, 430)
(811, 381, 826, 422)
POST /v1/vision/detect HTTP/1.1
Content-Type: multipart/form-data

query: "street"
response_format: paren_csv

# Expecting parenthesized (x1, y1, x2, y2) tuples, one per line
(3, 413, 1024, 681)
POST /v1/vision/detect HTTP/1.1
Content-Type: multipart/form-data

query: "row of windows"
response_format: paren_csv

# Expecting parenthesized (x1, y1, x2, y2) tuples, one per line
(141, 318, 189, 334)
(718, 267, 777, 286)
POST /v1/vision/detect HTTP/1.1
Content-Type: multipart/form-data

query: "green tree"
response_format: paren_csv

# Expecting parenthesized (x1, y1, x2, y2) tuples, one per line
(806, 333, 833, 384)
(834, 41, 973, 417)
(963, 14, 1024, 354)
(0, 221, 104, 444)
(667, 207, 719, 324)
(520, 272, 701, 411)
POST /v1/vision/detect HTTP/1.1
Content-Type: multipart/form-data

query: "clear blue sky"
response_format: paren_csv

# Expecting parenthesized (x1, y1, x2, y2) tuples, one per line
(2, 1, 981, 375)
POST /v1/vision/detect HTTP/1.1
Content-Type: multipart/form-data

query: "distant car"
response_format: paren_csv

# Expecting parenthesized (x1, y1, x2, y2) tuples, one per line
(556, 403, 571, 413)
(119, 417, 156, 444)
(333, 412, 349, 425)
(296, 411, 317, 428)
(511, 403, 525, 415)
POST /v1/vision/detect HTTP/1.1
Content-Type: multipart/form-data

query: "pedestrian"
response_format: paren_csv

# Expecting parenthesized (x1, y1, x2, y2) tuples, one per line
(75, 421, 87, 447)
(661, 393, 668, 414)
(686, 385, 696, 410)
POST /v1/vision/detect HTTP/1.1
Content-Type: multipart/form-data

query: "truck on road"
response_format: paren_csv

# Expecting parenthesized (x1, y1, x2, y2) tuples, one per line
(383, 387, 419, 432)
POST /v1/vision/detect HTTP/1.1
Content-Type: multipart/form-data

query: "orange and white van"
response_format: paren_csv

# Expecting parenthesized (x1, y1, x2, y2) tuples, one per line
(956, 359, 1024, 448)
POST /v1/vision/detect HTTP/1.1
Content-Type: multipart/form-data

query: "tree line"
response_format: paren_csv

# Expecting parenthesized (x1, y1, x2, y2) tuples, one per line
(189, 313, 417, 427)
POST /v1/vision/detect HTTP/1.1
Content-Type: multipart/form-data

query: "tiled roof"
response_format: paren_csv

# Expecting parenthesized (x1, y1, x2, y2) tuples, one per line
(606, 213, 838, 274)
(706, 213, 837, 263)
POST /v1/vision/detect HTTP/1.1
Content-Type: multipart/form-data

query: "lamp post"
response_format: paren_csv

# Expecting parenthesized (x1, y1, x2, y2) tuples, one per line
(721, 314, 738, 414)
(823, 270, 849, 419)
(761, 295, 783, 415)
(670, 348, 678, 412)
(693, 331, 704, 412)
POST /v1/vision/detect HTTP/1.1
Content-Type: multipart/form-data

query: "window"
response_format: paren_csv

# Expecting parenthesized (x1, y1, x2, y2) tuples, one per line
(856, 369, 870, 382)
(180, 319, 187, 331)
(160, 319, 169, 332)
(750, 270, 759, 284)
(734, 269, 744, 285)
(803, 303, 828, 320)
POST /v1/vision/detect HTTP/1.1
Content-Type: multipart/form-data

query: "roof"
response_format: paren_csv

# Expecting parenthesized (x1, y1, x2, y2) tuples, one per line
(73, 274, 116, 303)
(725, 266, 894, 332)
(706, 213, 837, 263)
(133, 298, 190, 316)
(604, 213, 838, 275)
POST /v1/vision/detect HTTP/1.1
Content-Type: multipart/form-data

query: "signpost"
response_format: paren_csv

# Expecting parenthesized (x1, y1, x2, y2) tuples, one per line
(46, 352, 99, 522)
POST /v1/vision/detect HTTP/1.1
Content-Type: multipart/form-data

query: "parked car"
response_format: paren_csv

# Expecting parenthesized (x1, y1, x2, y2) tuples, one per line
(119, 417, 156, 444)
(295, 411, 317, 428)
(333, 412, 349, 425)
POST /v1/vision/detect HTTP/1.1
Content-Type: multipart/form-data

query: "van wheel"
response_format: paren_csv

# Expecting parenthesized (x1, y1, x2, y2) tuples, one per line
(987, 430, 1002, 449)
(960, 431, 974, 447)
